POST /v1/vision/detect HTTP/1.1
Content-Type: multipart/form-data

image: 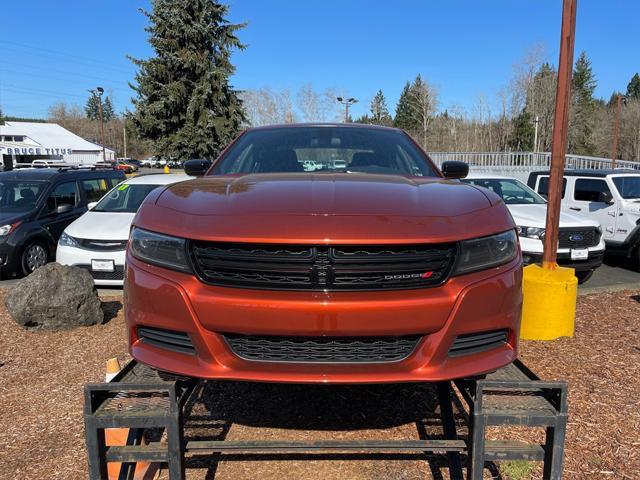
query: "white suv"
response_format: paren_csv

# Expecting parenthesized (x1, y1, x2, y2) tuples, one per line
(56, 173, 191, 285)
(528, 169, 640, 269)
(464, 174, 605, 283)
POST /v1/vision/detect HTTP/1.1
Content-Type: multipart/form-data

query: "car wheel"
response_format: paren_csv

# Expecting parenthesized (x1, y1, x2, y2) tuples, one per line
(575, 270, 594, 284)
(21, 242, 49, 276)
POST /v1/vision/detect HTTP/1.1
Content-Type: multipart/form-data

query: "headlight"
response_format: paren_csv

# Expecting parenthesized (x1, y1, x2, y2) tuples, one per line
(517, 226, 545, 240)
(0, 224, 13, 236)
(129, 227, 191, 273)
(59, 232, 80, 247)
(454, 230, 519, 275)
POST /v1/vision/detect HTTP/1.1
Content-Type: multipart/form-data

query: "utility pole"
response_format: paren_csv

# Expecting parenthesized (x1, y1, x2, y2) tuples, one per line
(336, 97, 357, 123)
(123, 125, 127, 158)
(533, 115, 540, 153)
(542, 0, 577, 270)
(610, 94, 624, 169)
(95, 87, 106, 162)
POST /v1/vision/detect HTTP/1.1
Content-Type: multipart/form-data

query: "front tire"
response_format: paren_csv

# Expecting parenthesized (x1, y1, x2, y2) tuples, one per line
(21, 241, 49, 276)
(575, 269, 594, 284)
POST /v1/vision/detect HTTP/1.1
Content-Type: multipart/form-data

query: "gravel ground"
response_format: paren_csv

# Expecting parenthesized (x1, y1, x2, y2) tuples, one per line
(0, 289, 638, 480)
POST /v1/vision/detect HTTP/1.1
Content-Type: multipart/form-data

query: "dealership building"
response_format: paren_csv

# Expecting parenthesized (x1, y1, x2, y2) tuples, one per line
(0, 121, 115, 170)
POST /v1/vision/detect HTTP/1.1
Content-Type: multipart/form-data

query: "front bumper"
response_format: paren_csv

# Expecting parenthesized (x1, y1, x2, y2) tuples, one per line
(56, 245, 126, 286)
(125, 254, 523, 383)
(519, 236, 605, 272)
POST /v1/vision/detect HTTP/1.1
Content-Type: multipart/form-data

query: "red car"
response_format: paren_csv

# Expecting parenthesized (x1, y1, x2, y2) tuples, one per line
(125, 124, 522, 383)
(113, 161, 137, 174)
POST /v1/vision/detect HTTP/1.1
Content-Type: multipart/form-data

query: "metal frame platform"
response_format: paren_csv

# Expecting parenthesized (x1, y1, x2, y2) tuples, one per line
(84, 359, 567, 479)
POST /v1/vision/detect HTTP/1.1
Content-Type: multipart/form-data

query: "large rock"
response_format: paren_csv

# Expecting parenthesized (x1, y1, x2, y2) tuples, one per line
(5, 263, 104, 330)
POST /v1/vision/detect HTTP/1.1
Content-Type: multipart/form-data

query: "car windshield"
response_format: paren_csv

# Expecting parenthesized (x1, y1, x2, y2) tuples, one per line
(0, 180, 47, 212)
(93, 184, 161, 213)
(463, 178, 546, 205)
(212, 126, 439, 177)
(612, 176, 640, 199)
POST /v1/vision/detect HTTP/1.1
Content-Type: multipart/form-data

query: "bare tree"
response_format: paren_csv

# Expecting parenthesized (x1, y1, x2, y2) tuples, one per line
(406, 76, 438, 148)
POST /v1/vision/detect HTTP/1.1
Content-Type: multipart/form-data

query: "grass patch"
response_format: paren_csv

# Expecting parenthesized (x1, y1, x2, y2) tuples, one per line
(500, 460, 534, 480)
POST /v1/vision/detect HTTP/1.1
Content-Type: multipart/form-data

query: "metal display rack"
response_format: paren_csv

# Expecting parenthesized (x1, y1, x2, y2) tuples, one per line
(84, 359, 567, 479)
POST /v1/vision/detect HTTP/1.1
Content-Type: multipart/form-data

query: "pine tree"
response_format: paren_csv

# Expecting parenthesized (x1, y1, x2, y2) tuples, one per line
(508, 109, 534, 151)
(569, 52, 597, 155)
(370, 90, 392, 126)
(129, 0, 246, 160)
(0, 105, 4, 125)
(85, 92, 101, 120)
(394, 81, 415, 131)
(103, 96, 115, 121)
(627, 73, 640, 99)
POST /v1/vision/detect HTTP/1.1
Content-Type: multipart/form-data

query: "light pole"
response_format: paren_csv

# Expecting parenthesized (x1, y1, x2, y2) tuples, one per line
(336, 97, 357, 123)
(93, 87, 106, 162)
(610, 94, 626, 169)
(533, 115, 540, 153)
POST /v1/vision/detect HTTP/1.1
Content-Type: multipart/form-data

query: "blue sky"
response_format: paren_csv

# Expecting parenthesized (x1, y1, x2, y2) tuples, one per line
(0, 0, 638, 119)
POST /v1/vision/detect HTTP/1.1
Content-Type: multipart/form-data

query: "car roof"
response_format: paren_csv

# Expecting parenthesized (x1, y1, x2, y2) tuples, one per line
(121, 173, 191, 185)
(0, 167, 124, 182)
(529, 168, 640, 178)
(245, 122, 402, 133)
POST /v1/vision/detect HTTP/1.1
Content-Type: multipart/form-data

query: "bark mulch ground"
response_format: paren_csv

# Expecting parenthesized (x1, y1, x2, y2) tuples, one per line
(0, 289, 638, 480)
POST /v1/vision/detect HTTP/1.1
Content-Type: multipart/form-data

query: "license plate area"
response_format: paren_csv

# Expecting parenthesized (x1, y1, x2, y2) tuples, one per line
(570, 248, 589, 260)
(91, 259, 115, 272)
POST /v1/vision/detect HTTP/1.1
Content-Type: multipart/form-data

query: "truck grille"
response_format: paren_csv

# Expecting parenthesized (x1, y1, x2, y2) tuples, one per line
(223, 334, 421, 363)
(558, 228, 599, 249)
(190, 242, 456, 291)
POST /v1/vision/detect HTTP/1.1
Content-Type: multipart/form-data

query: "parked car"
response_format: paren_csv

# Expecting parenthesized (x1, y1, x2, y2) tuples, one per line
(56, 174, 191, 286)
(463, 174, 605, 283)
(0, 167, 126, 277)
(528, 169, 640, 269)
(125, 123, 522, 383)
(113, 161, 137, 174)
(141, 158, 155, 168)
(118, 158, 141, 167)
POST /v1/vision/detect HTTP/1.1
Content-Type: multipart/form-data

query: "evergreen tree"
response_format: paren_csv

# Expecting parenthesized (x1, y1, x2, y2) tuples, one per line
(354, 114, 373, 124)
(0, 105, 4, 125)
(394, 81, 415, 131)
(103, 96, 116, 121)
(508, 109, 534, 151)
(627, 73, 640, 99)
(85, 92, 101, 120)
(129, 0, 246, 160)
(569, 52, 597, 155)
(370, 90, 392, 126)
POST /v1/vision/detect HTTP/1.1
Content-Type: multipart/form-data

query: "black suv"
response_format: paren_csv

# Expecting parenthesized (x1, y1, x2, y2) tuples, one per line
(0, 167, 126, 277)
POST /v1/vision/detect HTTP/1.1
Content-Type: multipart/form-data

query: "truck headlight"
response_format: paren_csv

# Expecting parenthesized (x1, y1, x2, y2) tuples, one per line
(0, 222, 20, 236)
(129, 227, 192, 273)
(454, 230, 519, 275)
(517, 226, 545, 240)
(59, 232, 80, 248)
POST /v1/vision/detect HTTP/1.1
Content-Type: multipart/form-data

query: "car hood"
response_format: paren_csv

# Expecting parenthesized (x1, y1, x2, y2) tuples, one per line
(0, 212, 28, 225)
(65, 211, 136, 240)
(507, 204, 600, 228)
(135, 173, 515, 244)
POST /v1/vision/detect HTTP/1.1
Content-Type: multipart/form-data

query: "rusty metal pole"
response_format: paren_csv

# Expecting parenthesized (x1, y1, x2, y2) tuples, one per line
(610, 94, 622, 169)
(542, 0, 577, 270)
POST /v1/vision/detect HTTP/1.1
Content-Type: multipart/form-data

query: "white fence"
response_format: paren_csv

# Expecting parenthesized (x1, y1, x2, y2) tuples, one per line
(428, 152, 640, 183)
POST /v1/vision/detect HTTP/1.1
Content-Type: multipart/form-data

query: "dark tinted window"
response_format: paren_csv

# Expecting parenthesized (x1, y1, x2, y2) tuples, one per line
(574, 179, 611, 202)
(44, 181, 78, 214)
(81, 178, 110, 202)
(537, 176, 566, 199)
(212, 127, 438, 177)
(0, 181, 47, 213)
(612, 176, 640, 199)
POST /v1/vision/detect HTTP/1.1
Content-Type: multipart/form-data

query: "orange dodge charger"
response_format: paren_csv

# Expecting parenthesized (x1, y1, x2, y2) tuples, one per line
(124, 124, 522, 383)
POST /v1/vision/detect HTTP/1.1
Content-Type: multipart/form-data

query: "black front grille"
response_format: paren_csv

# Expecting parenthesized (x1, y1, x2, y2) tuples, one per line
(76, 264, 125, 281)
(138, 327, 195, 355)
(558, 228, 599, 249)
(77, 238, 128, 251)
(190, 242, 456, 291)
(223, 334, 421, 363)
(448, 330, 508, 357)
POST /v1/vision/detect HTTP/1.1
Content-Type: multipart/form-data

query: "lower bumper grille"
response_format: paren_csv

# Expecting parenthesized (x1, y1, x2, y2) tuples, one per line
(76, 264, 125, 281)
(138, 327, 195, 355)
(223, 334, 422, 363)
(448, 330, 508, 357)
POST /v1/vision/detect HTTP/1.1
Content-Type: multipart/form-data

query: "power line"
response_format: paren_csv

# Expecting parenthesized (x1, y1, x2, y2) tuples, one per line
(1, 69, 133, 95)
(2, 85, 128, 109)
(1, 60, 135, 87)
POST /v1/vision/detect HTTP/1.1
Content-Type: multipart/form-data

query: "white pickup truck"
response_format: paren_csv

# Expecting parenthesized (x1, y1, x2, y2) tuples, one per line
(464, 174, 605, 283)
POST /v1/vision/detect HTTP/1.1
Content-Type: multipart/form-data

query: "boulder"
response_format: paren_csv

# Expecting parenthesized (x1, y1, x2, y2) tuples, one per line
(5, 263, 104, 330)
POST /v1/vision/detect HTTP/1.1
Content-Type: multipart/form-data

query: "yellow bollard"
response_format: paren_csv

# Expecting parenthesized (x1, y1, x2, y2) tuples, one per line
(521, 263, 577, 340)
(163, 165, 170, 174)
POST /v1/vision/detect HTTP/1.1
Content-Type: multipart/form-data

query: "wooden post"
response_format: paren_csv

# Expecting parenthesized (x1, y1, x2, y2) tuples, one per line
(610, 94, 622, 169)
(542, 0, 577, 270)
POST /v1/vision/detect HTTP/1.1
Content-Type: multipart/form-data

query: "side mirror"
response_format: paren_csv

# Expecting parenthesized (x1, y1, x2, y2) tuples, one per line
(601, 191, 614, 205)
(184, 159, 212, 177)
(87, 201, 98, 210)
(56, 204, 73, 214)
(441, 161, 469, 179)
